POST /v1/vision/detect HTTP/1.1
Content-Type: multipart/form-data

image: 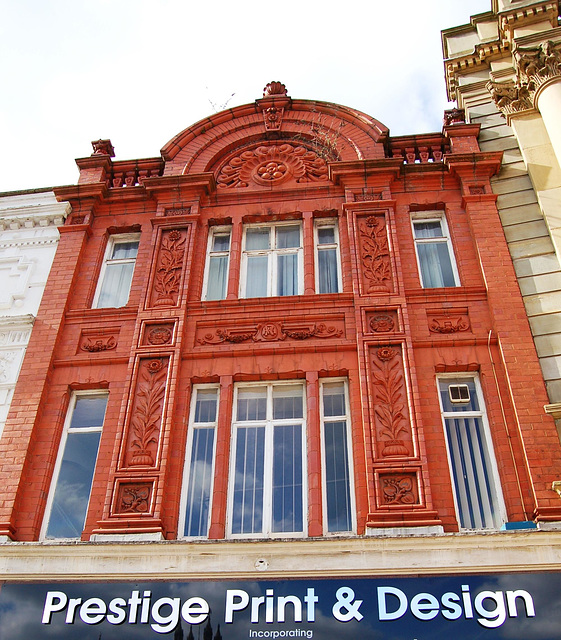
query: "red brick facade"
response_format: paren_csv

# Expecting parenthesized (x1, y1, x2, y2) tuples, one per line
(1, 83, 560, 541)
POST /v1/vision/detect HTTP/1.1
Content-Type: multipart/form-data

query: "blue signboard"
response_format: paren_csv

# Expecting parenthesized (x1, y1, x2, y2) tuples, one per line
(0, 573, 560, 639)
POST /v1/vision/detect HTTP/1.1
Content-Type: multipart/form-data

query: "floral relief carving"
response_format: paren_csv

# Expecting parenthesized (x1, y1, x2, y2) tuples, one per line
(197, 321, 343, 345)
(80, 335, 117, 353)
(126, 358, 168, 467)
(216, 144, 329, 189)
(429, 315, 470, 334)
(380, 473, 418, 505)
(145, 324, 174, 346)
(369, 314, 396, 333)
(263, 106, 284, 131)
(152, 229, 186, 307)
(358, 215, 392, 294)
(116, 482, 152, 514)
(371, 346, 411, 457)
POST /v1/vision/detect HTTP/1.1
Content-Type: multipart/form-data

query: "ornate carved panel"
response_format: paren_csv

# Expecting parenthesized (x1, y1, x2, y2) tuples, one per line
(357, 214, 393, 294)
(79, 328, 119, 353)
(370, 345, 413, 458)
(149, 229, 187, 308)
(141, 322, 175, 347)
(427, 308, 470, 335)
(121, 357, 169, 469)
(113, 480, 154, 515)
(216, 144, 329, 189)
(367, 311, 398, 334)
(196, 320, 344, 346)
(378, 472, 419, 506)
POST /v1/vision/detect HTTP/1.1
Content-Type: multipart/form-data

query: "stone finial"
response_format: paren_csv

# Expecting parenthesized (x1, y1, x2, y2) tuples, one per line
(263, 81, 288, 97)
(91, 139, 115, 157)
(443, 108, 465, 126)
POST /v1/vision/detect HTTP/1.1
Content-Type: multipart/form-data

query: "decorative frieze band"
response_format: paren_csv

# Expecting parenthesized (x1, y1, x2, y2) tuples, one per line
(197, 320, 343, 345)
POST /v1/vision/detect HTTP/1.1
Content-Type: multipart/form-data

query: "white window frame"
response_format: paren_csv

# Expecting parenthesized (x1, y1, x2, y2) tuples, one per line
(314, 219, 342, 294)
(92, 233, 140, 308)
(227, 381, 307, 539)
(320, 378, 356, 534)
(240, 222, 304, 298)
(411, 213, 459, 288)
(437, 375, 506, 530)
(179, 385, 219, 539)
(40, 390, 108, 540)
(202, 226, 232, 301)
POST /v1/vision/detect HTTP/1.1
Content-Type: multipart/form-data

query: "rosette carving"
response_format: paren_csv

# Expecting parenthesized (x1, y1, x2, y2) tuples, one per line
(216, 144, 329, 189)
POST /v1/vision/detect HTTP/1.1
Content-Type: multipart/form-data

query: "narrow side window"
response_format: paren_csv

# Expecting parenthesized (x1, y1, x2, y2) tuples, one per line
(93, 233, 140, 308)
(412, 215, 458, 288)
(203, 227, 231, 301)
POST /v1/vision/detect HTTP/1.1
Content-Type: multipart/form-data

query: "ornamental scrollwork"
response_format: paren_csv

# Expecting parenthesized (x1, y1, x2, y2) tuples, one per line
(197, 322, 343, 345)
(117, 483, 152, 514)
(216, 144, 329, 189)
(381, 474, 418, 505)
(80, 335, 117, 352)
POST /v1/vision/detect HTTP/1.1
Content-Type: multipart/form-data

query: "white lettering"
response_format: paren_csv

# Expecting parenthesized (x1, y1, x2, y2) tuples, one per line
(377, 587, 408, 621)
(225, 589, 250, 623)
(182, 597, 210, 624)
(107, 597, 127, 624)
(441, 592, 462, 620)
(410, 593, 439, 621)
(506, 590, 536, 619)
(151, 597, 180, 634)
(79, 597, 106, 624)
(475, 591, 506, 629)
(41, 591, 67, 624)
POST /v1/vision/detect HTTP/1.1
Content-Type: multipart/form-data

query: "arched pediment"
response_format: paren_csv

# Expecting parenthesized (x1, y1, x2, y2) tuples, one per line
(160, 83, 389, 185)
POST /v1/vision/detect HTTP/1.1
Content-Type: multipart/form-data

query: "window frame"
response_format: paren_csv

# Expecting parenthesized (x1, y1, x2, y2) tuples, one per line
(320, 378, 356, 534)
(179, 384, 220, 539)
(40, 390, 108, 540)
(227, 381, 308, 539)
(92, 232, 140, 309)
(437, 375, 506, 531)
(202, 226, 232, 301)
(314, 219, 342, 294)
(240, 222, 304, 299)
(411, 213, 459, 288)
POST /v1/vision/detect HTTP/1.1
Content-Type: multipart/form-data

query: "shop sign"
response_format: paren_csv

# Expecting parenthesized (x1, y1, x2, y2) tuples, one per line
(0, 573, 560, 639)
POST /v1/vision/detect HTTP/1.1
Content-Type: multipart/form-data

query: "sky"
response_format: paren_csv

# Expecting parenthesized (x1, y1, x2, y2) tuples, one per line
(0, 0, 491, 193)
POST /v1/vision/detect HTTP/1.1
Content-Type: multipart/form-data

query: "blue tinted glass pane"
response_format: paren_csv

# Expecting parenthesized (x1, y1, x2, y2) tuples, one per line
(70, 396, 108, 429)
(317, 227, 335, 245)
(272, 424, 303, 533)
(277, 253, 298, 296)
(212, 232, 230, 252)
(318, 249, 339, 293)
(276, 226, 300, 249)
(184, 427, 215, 537)
(417, 242, 455, 287)
(322, 383, 345, 417)
(231, 426, 265, 534)
(194, 389, 218, 423)
(111, 241, 139, 259)
(246, 228, 270, 251)
(273, 386, 303, 420)
(246, 255, 268, 297)
(324, 421, 352, 532)
(46, 431, 101, 539)
(414, 221, 443, 239)
(237, 388, 267, 421)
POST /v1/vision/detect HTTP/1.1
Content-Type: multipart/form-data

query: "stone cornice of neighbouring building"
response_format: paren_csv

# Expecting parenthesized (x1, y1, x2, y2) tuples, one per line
(0, 189, 71, 230)
(0, 532, 561, 581)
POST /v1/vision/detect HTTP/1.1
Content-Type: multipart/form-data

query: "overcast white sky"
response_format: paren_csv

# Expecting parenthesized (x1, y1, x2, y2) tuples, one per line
(0, 0, 491, 193)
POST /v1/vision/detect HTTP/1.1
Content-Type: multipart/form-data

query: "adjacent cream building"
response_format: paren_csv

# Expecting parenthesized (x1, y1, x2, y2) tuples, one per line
(443, 0, 561, 430)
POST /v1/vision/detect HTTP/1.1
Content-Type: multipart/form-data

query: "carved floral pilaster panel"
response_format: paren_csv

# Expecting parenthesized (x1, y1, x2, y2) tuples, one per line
(357, 214, 393, 294)
(149, 229, 187, 308)
(121, 357, 169, 469)
(370, 345, 413, 459)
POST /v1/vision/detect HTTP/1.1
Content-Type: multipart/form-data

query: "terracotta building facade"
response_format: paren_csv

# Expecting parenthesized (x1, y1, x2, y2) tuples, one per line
(1, 81, 561, 637)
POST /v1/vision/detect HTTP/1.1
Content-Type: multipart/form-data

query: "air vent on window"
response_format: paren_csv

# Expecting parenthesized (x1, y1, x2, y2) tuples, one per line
(448, 384, 470, 404)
